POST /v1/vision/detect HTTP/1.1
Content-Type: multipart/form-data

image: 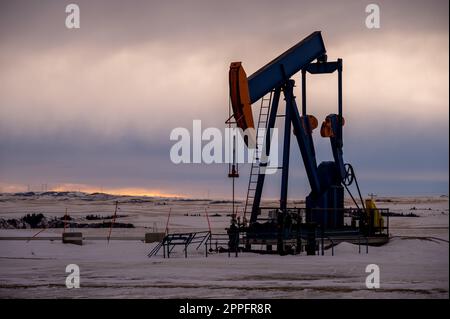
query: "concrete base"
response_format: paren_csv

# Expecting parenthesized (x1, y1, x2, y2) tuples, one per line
(62, 232, 83, 245)
(145, 232, 165, 243)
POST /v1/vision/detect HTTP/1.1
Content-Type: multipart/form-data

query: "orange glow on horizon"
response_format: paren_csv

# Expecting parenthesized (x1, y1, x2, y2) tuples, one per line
(55, 184, 185, 198)
(1, 182, 186, 198)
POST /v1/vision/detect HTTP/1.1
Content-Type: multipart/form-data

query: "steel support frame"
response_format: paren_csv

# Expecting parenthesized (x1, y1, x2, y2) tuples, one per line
(249, 60, 346, 225)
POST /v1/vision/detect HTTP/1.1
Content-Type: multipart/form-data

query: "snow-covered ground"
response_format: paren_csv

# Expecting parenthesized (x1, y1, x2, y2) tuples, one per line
(0, 193, 448, 298)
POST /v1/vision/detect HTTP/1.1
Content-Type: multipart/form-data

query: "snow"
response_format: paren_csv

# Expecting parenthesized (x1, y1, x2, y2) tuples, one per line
(0, 194, 448, 298)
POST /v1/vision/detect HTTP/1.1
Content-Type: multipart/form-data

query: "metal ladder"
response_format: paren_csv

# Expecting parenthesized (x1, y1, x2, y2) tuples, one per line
(243, 91, 273, 220)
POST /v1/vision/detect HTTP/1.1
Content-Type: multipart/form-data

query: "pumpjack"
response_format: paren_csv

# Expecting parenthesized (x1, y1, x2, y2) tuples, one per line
(227, 31, 389, 254)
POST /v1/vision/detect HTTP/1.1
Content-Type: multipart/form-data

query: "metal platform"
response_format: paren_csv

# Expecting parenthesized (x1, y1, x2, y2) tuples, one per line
(147, 231, 211, 258)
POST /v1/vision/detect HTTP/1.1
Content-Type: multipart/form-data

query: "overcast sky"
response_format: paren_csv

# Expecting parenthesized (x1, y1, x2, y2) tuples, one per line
(0, 0, 448, 198)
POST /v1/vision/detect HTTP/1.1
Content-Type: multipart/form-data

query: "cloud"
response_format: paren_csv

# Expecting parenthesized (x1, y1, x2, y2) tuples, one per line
(0, 0, 448, 196)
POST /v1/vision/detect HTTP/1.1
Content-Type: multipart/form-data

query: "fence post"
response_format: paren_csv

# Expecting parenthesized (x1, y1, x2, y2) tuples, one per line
(321, 227, 324, 256)
(167, 241, 170, 258)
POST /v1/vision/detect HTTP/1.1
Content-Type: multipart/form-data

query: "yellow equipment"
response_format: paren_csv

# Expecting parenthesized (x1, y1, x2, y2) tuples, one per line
(365, 199, 384, 230)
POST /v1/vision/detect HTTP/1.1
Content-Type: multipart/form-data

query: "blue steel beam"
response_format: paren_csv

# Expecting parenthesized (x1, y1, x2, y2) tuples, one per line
(280, 96, 292, 211)
(305, 61, 339, 74)
(284, 80, 321, 195)
(247, 31, 326, 104)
